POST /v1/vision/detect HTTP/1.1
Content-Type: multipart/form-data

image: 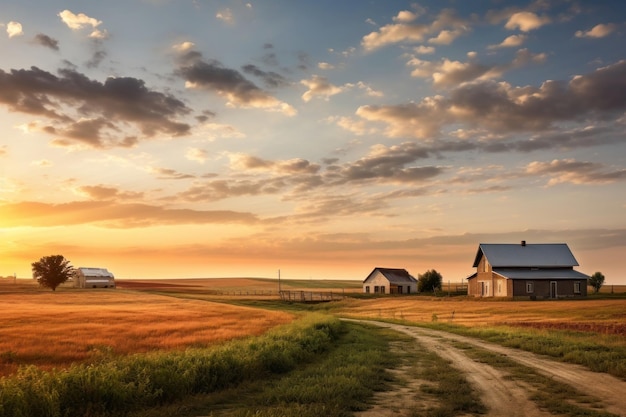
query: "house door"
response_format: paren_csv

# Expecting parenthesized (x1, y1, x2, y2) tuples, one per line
(550, 281, 557, 299)
(480, 282, 485, 296)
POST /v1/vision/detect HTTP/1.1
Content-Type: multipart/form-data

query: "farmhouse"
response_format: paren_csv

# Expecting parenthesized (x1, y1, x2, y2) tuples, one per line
(466, 241, 589, 299)
(363, 267, 417, 294)
(73, 267, 116, 289)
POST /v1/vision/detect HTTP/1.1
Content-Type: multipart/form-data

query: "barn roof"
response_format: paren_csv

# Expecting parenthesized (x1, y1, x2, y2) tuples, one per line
(472, 243, 579, 268)
(492, 268, 589, 280)
(364, 267, 417, 284)
(76, 267, 114, 277)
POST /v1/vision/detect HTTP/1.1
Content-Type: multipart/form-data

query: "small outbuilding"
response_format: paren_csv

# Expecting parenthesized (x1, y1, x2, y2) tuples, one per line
(363, 267, 417, 294)
(73, 267, 116, 289)
(466, 241, 589, 299)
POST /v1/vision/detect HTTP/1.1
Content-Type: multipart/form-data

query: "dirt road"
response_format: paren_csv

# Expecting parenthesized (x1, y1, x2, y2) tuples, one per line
(348, 320, 626, 417)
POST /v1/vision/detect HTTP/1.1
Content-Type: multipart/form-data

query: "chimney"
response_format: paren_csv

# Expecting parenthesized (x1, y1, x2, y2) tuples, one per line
(521, 240, 526, 246)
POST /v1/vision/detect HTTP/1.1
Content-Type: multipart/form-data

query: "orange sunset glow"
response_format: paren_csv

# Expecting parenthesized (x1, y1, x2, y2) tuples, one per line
(1, 1, 625, 283)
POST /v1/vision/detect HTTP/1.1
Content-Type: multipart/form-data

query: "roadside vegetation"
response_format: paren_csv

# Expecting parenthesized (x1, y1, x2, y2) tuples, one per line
(425, 322, 626, 379)
(455, 341, 619, 416)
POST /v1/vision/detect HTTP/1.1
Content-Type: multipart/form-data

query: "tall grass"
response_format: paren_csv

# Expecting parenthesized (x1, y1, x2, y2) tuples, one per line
(0, 314, 341, 417)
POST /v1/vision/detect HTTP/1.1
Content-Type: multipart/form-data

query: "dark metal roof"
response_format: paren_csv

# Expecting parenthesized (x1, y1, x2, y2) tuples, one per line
(493, 268, 589, 280)
(472, 243, 579, 268)
(363, 267, 417, 284)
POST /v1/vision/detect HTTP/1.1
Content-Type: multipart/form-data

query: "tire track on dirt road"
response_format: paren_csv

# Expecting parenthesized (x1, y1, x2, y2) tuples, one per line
(347, 320, 626, 416)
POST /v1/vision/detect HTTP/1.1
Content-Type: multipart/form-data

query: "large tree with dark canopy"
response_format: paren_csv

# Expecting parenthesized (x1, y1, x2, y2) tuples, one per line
(31, 255, 74, 291)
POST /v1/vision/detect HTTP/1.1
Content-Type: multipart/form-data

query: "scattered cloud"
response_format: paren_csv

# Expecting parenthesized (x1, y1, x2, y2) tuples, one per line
(0, 67, 192, 148)
(241, 64, 290, 88)
(358, 59, 626, 138)
(77, 185, 143, 200)
(33, 33, 60, 50)
(362, 8, 469, 51)
(176, 51, 296, 115)
(575, 23, 617, 39)
(525, 159, 626, 185)
(504, 12, 551, 32)
(300, 75, 346, 102)
(216, 8, 234, 24)
(150, 167, 195, 180)
(186, 147, 209, 163)
(173, 41, 195, 52)
(0, 201, 257, 228)
(7, 21, 23, 38)
(58, 10, 106, 38)
(488, 34, 527, 49)
(407, 48, 546, 87)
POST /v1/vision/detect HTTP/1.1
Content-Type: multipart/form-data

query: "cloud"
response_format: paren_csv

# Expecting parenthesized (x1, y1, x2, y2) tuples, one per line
(317, 62, 334, 70)
(230, 154, 321, 174)
(58, 10, 101, 31)
(216, 8, 234, 24)
(186, 147, 209, 163)
(525, 159, 626, 185)
(488, 34, 527, 49)
(325, 142, 443, 185)
(362, 8, 468, 51)
(150, 167, 195, 180)
(176, 51, 296, 115)
(300, 75, 346, 101)
(172, 41, 195, 52)
(0, 66, 192, 148)
(0, 201, 257, 228)
(357, 59, 626, 138)
(395, 10, 420, 23)
(77, 185, 143, 200)
(504, 12, 551, 31)
(575, 23, 617, 39)
(241, 64, 290, 88)
(7, 21, 23, 38)
(33, 33, 60, 50)
(413, 45, 436, 54)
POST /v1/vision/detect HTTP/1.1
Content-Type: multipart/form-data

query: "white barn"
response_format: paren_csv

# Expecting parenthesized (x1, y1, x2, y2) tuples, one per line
(363, 267, 417, 294)
(73, 267, 116, 289)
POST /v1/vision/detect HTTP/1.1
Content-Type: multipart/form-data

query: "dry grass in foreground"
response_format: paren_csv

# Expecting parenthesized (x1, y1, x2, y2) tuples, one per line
(0, 289, 294, 377)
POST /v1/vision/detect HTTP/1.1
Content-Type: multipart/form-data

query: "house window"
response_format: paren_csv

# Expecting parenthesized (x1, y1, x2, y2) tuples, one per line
(365, 286, 370, 293)
(407, 286, 411, 294)
(380, 286, 385, 294)
(526, 282, 534, 293)
(574, 281, 581, 294)
(398, 286, 403, 294)
(498, 283, 502, 294)
(374, 286, 379, 293)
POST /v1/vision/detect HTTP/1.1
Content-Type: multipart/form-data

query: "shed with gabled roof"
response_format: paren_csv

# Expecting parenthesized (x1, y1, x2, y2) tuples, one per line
(467, 241, 588, 299)
(363, 267, 417, 294)
(73, 267, 116, 289)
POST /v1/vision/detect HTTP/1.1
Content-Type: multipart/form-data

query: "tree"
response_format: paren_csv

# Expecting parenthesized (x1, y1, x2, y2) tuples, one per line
(31, 255, 74, 291)
(588, 271, 605, 294)
(417, 269, 443, 293)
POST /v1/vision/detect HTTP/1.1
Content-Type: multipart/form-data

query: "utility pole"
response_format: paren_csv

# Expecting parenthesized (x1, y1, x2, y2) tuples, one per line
(278, 269, 281, 292)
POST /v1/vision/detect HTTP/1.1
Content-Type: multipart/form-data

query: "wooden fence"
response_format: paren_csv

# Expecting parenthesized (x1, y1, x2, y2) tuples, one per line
(279, 290, 345, 303)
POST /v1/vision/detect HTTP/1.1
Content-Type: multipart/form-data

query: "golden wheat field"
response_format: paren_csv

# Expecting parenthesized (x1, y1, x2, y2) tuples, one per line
(336, 297, 626, 334)
(0, 284, 294, 377)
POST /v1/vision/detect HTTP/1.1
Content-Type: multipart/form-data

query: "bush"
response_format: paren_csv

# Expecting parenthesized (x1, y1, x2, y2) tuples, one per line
(418, 269, 443, 292)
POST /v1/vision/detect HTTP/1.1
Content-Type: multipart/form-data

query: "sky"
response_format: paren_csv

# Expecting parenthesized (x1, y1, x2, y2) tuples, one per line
(1, 0, 625, 283)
